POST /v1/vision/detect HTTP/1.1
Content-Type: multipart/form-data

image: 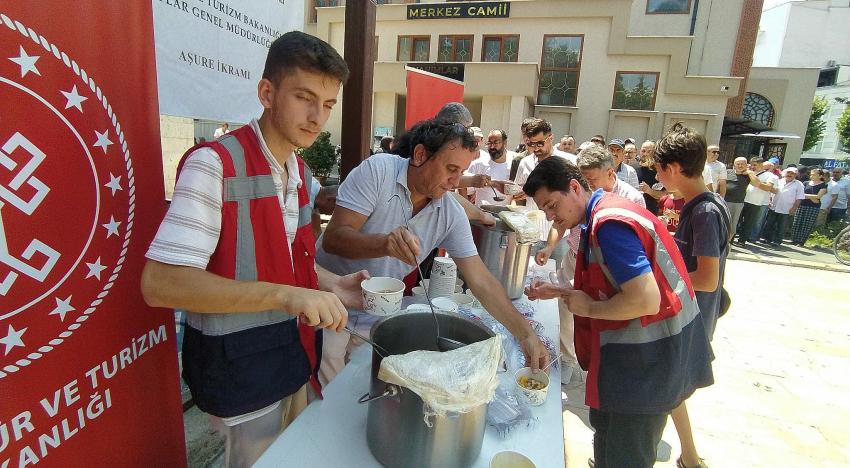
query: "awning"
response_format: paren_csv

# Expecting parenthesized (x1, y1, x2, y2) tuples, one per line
(737, 130, 801, 139)
(722, 116, 772, 136)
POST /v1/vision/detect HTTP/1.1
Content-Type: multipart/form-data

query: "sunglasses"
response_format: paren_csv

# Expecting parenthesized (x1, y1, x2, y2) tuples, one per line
(526, 138, 550, 149)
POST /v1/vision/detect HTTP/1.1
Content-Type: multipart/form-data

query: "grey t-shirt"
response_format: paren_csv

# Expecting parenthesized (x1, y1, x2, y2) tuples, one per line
(674, 193, 729, 340)
(315, 154, 478, 280)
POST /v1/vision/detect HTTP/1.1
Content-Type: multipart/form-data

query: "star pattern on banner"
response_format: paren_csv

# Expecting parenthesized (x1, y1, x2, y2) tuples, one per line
(8, 45, 40, 78)
(85, 257, 107, 280)
(49, 296, 75, 322)
(61, 85, 87, 112)
(0, 325, 28, 356)
(93, 129, 112, 154)
(102, 216, 121, 238)
(104, 173, 122, 196)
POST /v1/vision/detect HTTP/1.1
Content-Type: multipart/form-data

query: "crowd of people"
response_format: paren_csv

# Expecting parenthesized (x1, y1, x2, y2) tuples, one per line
(141, 30, 850, 468)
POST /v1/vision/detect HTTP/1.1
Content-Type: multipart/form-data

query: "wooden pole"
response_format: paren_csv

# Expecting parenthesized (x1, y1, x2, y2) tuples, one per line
(340, 0, 376, 180)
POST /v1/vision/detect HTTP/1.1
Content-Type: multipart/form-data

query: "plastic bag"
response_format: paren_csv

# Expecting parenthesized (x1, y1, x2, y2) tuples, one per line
(498, 211, 541, 244)
(378, 336, 502, 422)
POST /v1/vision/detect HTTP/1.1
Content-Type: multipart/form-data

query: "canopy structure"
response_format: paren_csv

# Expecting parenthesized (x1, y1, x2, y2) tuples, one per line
(722, 116, 772, 136)
(737, 130, 801, 139)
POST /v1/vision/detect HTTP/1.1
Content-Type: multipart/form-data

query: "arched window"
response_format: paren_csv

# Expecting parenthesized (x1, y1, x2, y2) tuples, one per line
(742, 93, 775, 127)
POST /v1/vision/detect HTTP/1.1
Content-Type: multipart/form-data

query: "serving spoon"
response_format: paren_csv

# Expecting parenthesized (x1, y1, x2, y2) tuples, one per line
(389, 194, 466, 352)
(490, 186, 505, 202)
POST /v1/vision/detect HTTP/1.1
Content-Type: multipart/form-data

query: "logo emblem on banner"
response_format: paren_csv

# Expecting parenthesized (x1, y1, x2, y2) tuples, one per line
(0, 14, 135, 378)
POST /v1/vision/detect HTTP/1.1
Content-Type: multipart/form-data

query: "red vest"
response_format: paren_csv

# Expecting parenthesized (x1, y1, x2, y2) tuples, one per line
(178, 125, 323, 417)
(574, 193, 712, 413)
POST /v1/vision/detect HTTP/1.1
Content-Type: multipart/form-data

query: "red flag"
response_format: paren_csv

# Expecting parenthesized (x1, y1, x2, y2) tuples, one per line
(0, 3, 185, 466)
(405, 67, 465, 129)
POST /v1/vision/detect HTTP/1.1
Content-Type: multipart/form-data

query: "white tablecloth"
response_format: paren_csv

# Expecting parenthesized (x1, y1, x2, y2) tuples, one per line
(255, 271, 564, 467)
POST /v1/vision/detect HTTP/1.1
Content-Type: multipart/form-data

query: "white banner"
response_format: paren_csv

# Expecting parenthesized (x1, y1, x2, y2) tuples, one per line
(153, 0, 304, 123)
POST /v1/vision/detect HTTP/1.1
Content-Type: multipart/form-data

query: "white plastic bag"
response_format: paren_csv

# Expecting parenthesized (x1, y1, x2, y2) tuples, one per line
(377, 336, 502, 422)
(498, 211, 541, 244)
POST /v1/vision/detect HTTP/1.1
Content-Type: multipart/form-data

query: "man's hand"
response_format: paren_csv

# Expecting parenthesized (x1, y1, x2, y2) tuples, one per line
(385, 226, 421, 265)
(466, 174, 492, 188)
(519, 332, 548, 373)
(331, 270, 371, 310)
(281, 287, 348, 331)
(525, 279, 566, 300)
(534, 246, 553, 266)
(561, 288, 594, 317)
(638, 181, 651, 194)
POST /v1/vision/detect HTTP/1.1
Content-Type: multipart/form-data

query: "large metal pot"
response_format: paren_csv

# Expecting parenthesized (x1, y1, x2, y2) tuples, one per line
(360, 312, 495, 468)
(470, 218, 533, 299)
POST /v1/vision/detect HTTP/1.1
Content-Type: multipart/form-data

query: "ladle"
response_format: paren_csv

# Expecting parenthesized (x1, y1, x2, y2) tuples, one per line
(389, 194, 467, 352)
(490, 186, 505, 202)
(344, 326, 391, 357)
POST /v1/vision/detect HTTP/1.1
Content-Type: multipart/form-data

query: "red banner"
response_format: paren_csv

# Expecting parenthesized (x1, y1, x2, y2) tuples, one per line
(404, 67, 465, 129)
(0, 3, 185, 466)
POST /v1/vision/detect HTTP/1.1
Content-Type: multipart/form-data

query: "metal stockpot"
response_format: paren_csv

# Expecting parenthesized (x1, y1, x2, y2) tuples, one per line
(470, 218, 533, 299)
(359, 312, 495, 468)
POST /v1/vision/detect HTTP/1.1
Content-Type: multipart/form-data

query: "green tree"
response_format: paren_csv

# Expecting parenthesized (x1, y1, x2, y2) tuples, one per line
(803, 96, 828, 152)
(837, 104, 850, 153)
(298, 131, 336, 178)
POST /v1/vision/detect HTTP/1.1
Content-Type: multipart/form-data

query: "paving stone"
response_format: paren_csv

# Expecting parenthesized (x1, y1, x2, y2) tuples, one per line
(562, 260, 850, 467)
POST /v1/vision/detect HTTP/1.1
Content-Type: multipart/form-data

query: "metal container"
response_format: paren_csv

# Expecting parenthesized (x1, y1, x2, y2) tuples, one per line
(470, 219, 533, 299)
(360, 312, 495, 468)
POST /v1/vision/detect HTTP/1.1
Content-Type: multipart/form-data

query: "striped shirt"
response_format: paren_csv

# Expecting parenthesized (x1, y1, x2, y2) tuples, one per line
(146, 119, 301, 269)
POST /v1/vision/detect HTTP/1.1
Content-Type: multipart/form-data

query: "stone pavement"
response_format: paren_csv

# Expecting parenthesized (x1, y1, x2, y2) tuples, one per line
(562, 259, 850, 467)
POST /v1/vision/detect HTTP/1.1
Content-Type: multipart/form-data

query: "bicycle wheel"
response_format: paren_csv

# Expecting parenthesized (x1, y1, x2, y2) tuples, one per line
(834, 226, 850, 266)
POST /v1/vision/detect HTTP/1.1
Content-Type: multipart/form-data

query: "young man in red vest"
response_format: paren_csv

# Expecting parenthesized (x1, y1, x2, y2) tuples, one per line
(141, 32, 368, 467)
(523, 157, 713, 468)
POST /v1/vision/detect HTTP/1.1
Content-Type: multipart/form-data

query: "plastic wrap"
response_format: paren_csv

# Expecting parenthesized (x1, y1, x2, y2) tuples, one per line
(498, 211, 540, 244)
(377, 336, 502, 422)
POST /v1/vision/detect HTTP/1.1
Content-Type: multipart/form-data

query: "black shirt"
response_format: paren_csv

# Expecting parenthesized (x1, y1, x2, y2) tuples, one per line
(801, 182, 827, 208)
(637, 165, 660, 214)
(724, 173, 751, 204)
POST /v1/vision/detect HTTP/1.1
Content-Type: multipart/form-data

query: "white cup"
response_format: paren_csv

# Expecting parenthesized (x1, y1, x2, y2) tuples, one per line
(419, 279, 463, 295)
(361, 277, 405, 316)
(429, 296, 458, 314)
(431, 257, 457, 278)
(450, 293, 475, 312)
(502, 183, 522, 196)
(514, 367, 550, 406)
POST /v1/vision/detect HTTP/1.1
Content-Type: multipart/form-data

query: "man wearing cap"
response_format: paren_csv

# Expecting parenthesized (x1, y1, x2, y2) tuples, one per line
(609, 138, 640, 190)
(736, 157, 778, 245)
(760, 167, 804, 246)
(470, 126, 489, 161)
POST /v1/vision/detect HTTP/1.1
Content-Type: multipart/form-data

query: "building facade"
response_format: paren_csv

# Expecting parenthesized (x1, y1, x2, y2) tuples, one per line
(752, 0, 850, 164)
(309, 0, 747, 152)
